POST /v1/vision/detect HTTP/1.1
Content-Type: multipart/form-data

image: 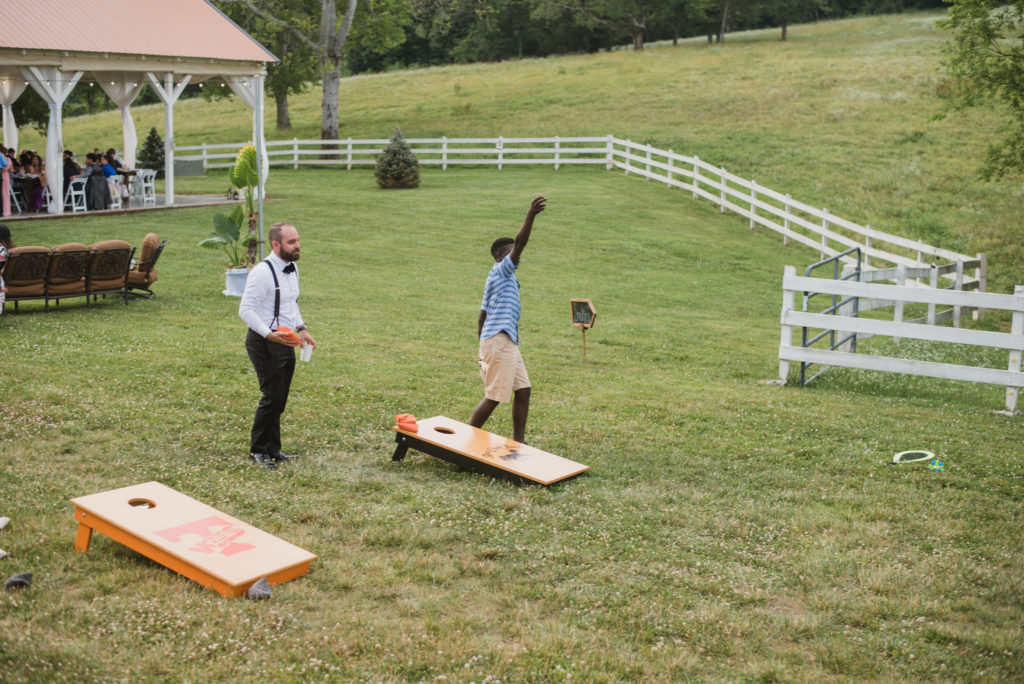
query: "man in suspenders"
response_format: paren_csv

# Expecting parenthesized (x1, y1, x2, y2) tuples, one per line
(239, 222, 317, 468)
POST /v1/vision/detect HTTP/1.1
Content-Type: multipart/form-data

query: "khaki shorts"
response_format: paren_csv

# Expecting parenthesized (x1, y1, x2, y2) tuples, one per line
(479, 332, 530, 402)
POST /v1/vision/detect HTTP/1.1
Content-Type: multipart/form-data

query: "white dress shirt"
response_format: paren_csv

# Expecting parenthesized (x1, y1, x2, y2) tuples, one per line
(239, 252, 305, 337)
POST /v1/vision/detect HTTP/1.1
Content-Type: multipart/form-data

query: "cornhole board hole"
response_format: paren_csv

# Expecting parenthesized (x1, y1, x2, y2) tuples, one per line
(392, 416, 588, 485)
(70, 481, 316, 598)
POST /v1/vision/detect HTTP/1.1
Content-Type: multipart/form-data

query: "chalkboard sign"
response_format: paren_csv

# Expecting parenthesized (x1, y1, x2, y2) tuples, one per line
(570, 298, 596, 330)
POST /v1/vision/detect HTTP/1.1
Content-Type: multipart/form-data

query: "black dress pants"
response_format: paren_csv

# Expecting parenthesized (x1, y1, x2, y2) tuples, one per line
(246, 329, 296, 455)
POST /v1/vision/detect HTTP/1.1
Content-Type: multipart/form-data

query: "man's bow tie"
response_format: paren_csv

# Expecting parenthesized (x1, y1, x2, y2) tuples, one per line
(283, 263, 296, 274)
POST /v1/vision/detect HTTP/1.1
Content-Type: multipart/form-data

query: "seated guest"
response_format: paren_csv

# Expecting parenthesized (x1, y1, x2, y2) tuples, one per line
(99, 155, 117, 178)
(63, 150, 81, 195)
(105, 148, 123, 171)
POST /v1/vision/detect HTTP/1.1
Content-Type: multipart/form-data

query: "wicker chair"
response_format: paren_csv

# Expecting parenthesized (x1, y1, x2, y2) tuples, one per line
(2, 246, 51, 314)
(86, 240, 135, 307)
(127, 233, 165, 299)
(46, 243, 91, 311)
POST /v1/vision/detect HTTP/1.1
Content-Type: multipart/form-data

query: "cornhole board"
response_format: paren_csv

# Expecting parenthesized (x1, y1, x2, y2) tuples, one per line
(392, 415, 588, 485)
(71, 481, 316, 598)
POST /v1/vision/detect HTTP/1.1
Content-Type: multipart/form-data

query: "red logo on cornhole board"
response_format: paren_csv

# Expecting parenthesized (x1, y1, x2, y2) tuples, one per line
(155, 516, 256, 557)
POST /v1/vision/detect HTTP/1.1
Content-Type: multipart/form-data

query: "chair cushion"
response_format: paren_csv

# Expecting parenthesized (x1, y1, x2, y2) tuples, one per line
(6, 283, 45, 298)
(127, 267, 157, 287)
(53, 242, 89, 253)
(48, 278, 87, 296)
(90, 239, 132, 251)
(135, 233, 159, 272)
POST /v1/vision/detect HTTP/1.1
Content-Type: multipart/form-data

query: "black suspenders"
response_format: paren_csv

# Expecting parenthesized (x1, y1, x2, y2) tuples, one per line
(264, 259, 281, 330)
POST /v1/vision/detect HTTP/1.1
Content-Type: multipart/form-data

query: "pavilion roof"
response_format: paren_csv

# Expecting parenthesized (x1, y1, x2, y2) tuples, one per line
(0, 0, 276, 65)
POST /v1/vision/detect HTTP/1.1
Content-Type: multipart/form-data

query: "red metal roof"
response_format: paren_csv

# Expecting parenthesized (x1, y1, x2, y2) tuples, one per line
(0, 0, 276, 63)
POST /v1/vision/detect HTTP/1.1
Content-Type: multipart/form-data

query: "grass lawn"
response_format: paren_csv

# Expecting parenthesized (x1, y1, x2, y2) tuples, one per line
(1, 166, 1022, 681)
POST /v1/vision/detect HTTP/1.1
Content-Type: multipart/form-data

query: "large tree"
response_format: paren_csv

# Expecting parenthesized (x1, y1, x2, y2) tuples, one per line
(217, 0, 319, 130)
(540, 0, 670, 50)
(227, 0, 359, 143)
(941, 0, 1024, 178)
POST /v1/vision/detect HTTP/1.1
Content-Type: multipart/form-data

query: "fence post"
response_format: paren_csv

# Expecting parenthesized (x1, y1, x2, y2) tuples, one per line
(779, 265, 796, 384)
(894, 262, 906, 345)
(974, 253, 988, 320)
(606, 134, 613, 170)
(293, 138, 299, 170)
(692, 156, 700, 199)
(954, 259, 964, 328)
(783, 194, 791, 247)
(624, 139, 631, 175)
(555, 136, 561, 171)
(346, 138, 352, 171)
(839, 264, 857, 352)
(927, 263, 938, 325)
(498, 136, 504, 171)
(667, 151, 674, 188)
(864, 232, 872, 268)
(1006, 285, 1023, 413)
(916, 241, 925, 284)
(719, 168, 727, 213)
(820, 208, 830, 260)
(749, 180, 757, 230)
(645, 143, 651, 180)
(442, 136, 448, 171)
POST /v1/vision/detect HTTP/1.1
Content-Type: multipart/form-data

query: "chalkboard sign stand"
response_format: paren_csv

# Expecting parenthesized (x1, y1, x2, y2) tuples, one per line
(570, 298, 596, 356)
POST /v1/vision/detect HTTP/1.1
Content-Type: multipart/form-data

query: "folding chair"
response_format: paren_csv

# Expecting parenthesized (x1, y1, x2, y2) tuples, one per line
(107, 176, 123, 210)
(8, 181, 23, 213)
(139, 169, 157, 206)
(64, 177, 87, 213)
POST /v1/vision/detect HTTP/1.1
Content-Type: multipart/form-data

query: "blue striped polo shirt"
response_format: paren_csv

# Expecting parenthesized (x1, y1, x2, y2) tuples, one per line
(480, 254, 521, 343)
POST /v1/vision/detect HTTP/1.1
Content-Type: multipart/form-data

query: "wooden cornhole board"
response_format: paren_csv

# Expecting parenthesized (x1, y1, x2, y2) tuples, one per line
(392, 416, 588, 485)
(71, 481, 316, 598)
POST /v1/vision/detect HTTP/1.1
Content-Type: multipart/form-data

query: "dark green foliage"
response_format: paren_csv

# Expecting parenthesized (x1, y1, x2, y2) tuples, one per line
(137, 126, 165, 176)
(940, 0, 1024, 179)
(374, 129, 420, 189)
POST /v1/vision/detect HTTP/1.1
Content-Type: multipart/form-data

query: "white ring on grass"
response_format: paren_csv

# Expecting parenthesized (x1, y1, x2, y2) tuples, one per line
(892, 450, 934, 464)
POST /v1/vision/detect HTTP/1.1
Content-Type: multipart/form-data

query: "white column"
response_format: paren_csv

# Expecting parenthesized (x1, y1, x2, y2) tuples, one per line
(0, 73, 28, 153)
(22, 66, 82, 214)
(254, 74, 266, 260)
(97, 73, 145, 168)
(146, 72, 190, 206)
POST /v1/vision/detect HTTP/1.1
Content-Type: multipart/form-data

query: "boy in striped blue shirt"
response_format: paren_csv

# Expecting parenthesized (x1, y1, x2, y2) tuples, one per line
(470, 194, 547, 443)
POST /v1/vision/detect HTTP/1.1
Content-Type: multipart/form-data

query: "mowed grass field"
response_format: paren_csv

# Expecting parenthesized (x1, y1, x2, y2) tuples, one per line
(3, 11, 1023, 683)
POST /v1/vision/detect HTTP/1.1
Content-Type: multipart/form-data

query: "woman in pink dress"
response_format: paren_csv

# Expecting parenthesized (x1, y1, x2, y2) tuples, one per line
(0, 148, 11, 217)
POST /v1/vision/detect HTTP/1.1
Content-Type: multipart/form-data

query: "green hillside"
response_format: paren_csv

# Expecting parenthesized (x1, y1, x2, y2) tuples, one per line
(19, 11, 1021, 291)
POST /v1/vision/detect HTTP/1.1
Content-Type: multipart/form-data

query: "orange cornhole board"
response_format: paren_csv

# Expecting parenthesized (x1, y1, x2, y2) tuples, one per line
(71, 481, 316, 598)
(392, 416, 588, 485)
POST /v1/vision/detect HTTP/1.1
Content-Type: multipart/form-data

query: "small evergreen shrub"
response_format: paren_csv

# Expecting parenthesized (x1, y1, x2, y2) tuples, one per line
(374, 129, 420, 189)
(137, 126, 165, 176)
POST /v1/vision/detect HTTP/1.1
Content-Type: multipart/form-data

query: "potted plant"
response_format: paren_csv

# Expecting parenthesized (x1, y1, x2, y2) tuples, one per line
(198, 145, 260, 296)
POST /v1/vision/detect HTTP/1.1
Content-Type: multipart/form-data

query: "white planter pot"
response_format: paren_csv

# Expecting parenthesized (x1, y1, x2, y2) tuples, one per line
(223, 267, 249, 297)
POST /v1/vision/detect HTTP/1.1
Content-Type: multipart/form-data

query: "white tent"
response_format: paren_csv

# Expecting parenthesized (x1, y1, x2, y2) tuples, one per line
(0, 0, 277, 217)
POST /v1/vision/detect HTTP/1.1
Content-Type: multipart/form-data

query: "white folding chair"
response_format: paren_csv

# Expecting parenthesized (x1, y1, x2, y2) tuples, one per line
(64, 177, 87, 213)
(139, 169, 157, 206)
(8, 182, 23, 213)
(107, 176, 123, 210)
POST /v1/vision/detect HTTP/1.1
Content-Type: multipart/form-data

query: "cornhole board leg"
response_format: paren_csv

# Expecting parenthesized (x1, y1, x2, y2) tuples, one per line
(74, 520, 93, 552)
(393, 431, 530, 485)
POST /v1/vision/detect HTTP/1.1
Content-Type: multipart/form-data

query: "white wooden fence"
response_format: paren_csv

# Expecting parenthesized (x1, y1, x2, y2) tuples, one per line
(176, 135, 985, 294)
(778, 269, 1024, 413)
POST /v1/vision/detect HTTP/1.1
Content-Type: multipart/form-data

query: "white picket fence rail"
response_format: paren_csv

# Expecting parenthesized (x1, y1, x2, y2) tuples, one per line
(177, 135, 985, 293)
(778, 269, 1024, 413)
